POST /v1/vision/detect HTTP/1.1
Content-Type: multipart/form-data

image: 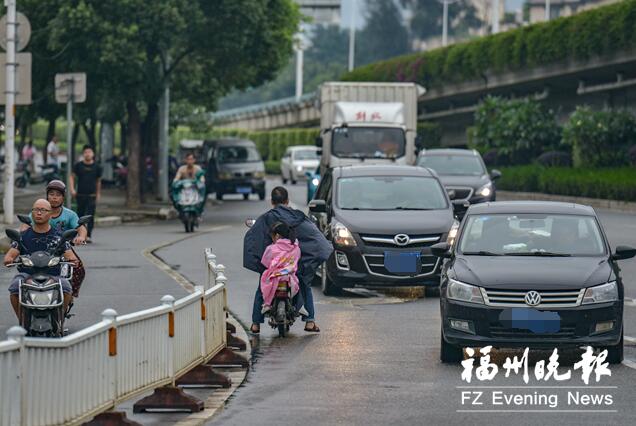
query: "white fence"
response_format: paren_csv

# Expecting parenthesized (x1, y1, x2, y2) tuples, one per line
(0, 249, 229, 426)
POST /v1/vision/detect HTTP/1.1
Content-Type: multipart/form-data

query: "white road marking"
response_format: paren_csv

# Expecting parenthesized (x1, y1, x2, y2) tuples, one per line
(625, 335, 636, 346)
(622, 358, 636, 370)
(624, 298, 636, 307)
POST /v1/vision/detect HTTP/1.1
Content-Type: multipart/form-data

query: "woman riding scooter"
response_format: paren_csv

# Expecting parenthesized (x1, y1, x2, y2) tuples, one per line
(171, 153, 206, 233)
(20, 180, 88, 297)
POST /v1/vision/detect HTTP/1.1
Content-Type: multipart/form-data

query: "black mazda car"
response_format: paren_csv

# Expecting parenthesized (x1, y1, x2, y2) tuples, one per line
(308, 165, 466, 296)
(431, 201, 635, 364)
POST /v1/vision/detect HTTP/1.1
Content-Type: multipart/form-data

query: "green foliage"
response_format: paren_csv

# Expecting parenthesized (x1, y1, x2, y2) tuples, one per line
(265, 160, 281, 175)
(497, 166, 636, 201)
(417, 122, 442, 148)
(563, 106, 636, 167)
(343, 0, 636, 88)
(472, 97, 561, 165)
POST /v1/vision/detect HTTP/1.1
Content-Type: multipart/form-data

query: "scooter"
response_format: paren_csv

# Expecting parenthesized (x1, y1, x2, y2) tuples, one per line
(172, 179, 206, 233)
(15, 162, 60, 188)
(244, 219, 297, 337)
(5, 227, 78, 337)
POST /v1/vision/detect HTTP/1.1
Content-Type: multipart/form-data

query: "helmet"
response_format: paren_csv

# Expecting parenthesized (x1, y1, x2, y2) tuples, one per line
(46, 180, 66, 195)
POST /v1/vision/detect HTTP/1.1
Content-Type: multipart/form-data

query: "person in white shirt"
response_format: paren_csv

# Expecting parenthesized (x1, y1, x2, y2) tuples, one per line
(47, 136, 60, 169)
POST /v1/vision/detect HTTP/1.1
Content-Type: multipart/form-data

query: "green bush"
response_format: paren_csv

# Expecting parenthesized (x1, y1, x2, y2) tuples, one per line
(563, 106, 636, 167)
(265, 160, 281, 175)
(342, 0, 636, 89)
(417, 122, 442, 148)
(497, 165, 636, 201)
(472, 97, 561, 165)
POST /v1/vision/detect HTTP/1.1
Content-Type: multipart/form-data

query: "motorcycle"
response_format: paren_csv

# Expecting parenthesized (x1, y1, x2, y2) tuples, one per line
(245, 219, 297, 337)
(172, 178, 206, 233)
(5, 227, 78, 337)
(15, 162, 60, 188)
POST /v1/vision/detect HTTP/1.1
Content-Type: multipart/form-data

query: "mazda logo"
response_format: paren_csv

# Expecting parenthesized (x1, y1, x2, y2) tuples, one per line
(394, 234, 410, 246)
(524, 291, 541, 307)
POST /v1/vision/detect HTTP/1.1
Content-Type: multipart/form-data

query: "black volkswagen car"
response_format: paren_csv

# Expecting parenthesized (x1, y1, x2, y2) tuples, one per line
(417, 149, 501, 204)
(431, 201, 635, 364)
(308, 165, 465, 296)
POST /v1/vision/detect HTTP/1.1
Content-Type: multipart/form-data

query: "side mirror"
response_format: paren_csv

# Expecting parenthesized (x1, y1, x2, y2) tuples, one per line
(315, 136, 323, 148)
(452, 200, 470, 211)
(431, 242, 452, 258)
(17, 214, 32, 226)
(78, 215, 92, 226)
(305, 171, 312, 178)
(62, 229, 78, 241)
(447, 189, 457, 200)
(612, 245, 636, 261)
(308, 199, 327, 214)
(490, 169, 502, 180)
(5, 229, 21, 242)
(245, 219, 256, 228)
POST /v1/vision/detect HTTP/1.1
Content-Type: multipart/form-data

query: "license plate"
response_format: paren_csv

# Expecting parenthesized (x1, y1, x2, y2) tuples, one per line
(384, 251, 421, 274)
(500, 308, 561, 333)
(236, 186, 252, 194)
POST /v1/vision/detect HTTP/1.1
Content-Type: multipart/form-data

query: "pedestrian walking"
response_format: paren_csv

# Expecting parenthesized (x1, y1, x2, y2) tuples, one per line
(70, 145, 102, 243)
(46, 136, 60, 170)
(21, 140, 36, 174)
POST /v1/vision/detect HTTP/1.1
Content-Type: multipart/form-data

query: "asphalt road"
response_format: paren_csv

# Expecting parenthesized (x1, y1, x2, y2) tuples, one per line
(1, 178, 636, 425)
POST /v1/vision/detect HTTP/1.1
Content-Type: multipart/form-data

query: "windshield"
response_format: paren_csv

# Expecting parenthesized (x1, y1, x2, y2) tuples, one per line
(332, 127, 406, 159)
(337, 176, 448, 210)
(217, 146, 261, 163)
(459, 214, 606, 256)
(418, 155, 486, 176)
(293, 149, 319, 161)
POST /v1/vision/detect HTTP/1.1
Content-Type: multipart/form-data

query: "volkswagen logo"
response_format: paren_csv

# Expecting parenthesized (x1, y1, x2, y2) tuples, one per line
(524, 291, 541, 307)
(393, 234, 410, 246)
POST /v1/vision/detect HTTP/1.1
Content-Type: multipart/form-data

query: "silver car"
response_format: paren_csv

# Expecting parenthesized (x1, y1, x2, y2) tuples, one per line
(280, 146, 320, 184)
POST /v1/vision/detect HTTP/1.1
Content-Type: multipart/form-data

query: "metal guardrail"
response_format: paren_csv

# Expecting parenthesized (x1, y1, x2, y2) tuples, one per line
(0, 249, 229, 426)
(210, 92, 317, 122)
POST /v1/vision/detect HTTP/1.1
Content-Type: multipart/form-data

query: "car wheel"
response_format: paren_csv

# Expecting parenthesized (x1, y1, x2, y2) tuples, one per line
(282, 174, 288, 184)
(291, 178, 297, 185)
(440, 327, 464, 363)
(321, 262, 342, 296)
(258, 190, 265, 201)
(603, 330, 624, 364)
(243, 193, 249, 200)
(424, 286, 440, 297)
(215, 192, 223, 201)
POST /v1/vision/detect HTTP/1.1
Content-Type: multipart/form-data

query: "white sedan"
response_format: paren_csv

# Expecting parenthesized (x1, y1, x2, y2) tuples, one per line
(280, 146, 320, 184)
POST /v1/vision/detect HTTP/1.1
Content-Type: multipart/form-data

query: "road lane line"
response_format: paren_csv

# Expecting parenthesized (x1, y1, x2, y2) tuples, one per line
(625, 336, 636, 346)
(622, 359, 636, 370)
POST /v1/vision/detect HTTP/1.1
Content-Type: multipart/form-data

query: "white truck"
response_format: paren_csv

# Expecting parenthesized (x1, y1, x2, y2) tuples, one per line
(316, 82, 425, 172)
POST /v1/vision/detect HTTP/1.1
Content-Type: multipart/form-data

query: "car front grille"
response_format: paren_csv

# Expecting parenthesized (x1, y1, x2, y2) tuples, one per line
(446, 187, 473, 200)
(362, 253, 439, 278)
(359, 234, 441, 248)
(481, 288, 585, 308)
(489, 326, 577, 339)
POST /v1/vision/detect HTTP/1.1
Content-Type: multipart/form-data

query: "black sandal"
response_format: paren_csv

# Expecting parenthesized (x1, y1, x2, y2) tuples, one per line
(304, 322, 320, 333)
(250, 324, 260, 334)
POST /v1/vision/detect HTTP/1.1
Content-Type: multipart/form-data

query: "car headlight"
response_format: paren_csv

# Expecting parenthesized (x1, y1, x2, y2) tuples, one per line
(447, 220, 460, 246)
(311, 178, 320, 186)
(582, 282, 618, 305)
(477, 182, 492, 197)
(218, 172, 233, 180)
(48, 257, 60, 267)
(331, 222, 357, 247)
(30, 290, 55, 306)
(21, 256, 34, 267)
(254, 171, 265, 179)
(296, 165, 303, 172)
(447, 278, 484, 304)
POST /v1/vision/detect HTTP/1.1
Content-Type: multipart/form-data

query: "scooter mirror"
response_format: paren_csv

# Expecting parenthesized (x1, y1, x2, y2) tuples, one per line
(77, 215, 92, 226)
(62, 229, 78, 241)
(245, 219, 256, 228)
(16, 214, 32, 225)
(5, 229, 21, 242)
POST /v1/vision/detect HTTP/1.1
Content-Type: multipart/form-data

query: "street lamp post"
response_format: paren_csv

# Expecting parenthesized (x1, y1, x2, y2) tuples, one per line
(294, 35, 305, 101)
(492, 0, 500, 34)
(3, 0, 16, 224)
(348, 0, 356, 71)
(545, 0, 551, 21)
(438, 0, 458, 47)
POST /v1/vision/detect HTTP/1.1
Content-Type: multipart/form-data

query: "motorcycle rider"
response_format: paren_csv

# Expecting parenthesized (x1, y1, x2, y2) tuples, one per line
(4, 199, 78, 320)
(173, 153, 205, 183)
(244, 186, 332, 334)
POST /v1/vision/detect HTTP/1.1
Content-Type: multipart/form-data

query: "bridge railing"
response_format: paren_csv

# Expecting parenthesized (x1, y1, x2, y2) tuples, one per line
(0, 248, 230, 426)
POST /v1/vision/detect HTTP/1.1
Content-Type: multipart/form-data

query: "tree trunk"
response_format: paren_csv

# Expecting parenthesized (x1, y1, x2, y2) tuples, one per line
(44, 118, 56, 164)
(71, 123, 81, 165)
(126, 102, 142, 208)
(141, 103, 159, 198)
(119, 120, 127, 155)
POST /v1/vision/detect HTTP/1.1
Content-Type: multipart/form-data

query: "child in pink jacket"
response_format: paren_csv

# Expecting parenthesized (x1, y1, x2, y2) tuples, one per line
(260, 222, 302, 313)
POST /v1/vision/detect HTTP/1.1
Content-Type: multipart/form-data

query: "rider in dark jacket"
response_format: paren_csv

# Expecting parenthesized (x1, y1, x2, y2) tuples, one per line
(244, 186, 332, 333)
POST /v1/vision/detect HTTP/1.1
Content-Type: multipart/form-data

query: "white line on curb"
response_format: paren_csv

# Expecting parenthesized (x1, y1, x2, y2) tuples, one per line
(625, 298, 636, 307)
(622, 359, 636, 370)
(625, 336, 636, 346)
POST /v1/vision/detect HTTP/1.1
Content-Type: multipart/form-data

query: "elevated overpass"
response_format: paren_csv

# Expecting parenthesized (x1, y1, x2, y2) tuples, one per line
(211, 49, 636, 145)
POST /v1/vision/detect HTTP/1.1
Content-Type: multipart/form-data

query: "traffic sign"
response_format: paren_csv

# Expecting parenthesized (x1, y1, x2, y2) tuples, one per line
(55, 72, 87, 103)
(0, 12, 31, 52)
(0, 52, 31, 105)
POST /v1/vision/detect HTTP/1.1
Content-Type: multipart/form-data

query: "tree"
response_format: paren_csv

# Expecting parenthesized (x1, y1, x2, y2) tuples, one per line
(357, 0, 411, 66)
(401, 0, 482, 42)
(47, 0, 300, 207)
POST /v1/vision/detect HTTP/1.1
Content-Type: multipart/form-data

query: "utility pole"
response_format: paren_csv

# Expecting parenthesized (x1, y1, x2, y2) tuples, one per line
(545, 0, 551, 21)
(158, 75, 169, 201)
(348, 0, 356, 71)
(442, 0, 449, 46)
(3, 0, 16, 224)
(65, 79, 73, 208)
(294, 35, 304, 101)
(492, 0, 500, 34)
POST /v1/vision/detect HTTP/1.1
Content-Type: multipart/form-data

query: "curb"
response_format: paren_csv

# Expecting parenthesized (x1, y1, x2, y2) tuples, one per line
(497, 191, 636, 214)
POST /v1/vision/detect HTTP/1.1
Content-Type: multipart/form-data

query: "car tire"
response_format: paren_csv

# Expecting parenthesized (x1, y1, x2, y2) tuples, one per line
(603, 330, 624, 364)
(282, 175, 288, 184)
(243, 193, 249, 200)
(424, 286, 440, 297)
(440, 327, 464, 363)
(258, 190, 266, 201)
(291, 178, 297, 185)
(321, 262, 342, 296)
(215, 192, 223, 201)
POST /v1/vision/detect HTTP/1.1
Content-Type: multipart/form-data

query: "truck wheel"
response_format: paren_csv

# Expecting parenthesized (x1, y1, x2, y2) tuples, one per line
(603, 331, 624, 364)
(215, 192, 223, 201)
(440, 327, 464, 363)
(321, 263, 342, 296)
